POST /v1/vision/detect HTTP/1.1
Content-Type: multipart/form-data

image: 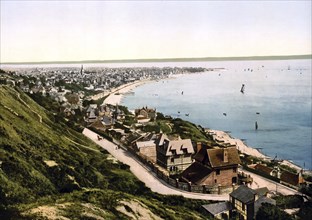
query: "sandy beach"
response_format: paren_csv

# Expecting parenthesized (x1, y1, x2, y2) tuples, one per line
(102, 74, 187, 106)
(207, 129, 267, 158)
(102, 79, 153, 105)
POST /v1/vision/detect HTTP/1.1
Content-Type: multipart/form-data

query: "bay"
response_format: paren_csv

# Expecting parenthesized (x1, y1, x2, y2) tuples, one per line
(121, 59, 312, 169)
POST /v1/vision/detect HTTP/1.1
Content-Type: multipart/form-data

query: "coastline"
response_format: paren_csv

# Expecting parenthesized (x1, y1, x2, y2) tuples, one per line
(103, 79, 153, 105)
(102, 73, 187, 105)
(207, 129, 303, 172)
(100, 76, 305, 173)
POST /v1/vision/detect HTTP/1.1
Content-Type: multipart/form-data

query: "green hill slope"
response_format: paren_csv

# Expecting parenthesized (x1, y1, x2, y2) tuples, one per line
(0, 85, 208, 219)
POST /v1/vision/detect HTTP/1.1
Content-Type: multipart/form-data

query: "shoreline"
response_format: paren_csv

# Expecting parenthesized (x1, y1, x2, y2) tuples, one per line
(102, 73, 187, 106)
(95, 75, 306, 173)
(103, 79, 153, 105)
(206, 129, 304, 172)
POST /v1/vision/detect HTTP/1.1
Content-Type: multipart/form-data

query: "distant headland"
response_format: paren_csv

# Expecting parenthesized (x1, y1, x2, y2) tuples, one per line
(1, 54, 311, 65)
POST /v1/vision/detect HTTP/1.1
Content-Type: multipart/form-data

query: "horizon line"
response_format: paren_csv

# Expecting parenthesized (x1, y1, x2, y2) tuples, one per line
(1, 54, 311, 65)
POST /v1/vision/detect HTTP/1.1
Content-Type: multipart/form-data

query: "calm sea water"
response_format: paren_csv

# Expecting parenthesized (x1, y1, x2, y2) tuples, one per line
(121, 59, 312, 169)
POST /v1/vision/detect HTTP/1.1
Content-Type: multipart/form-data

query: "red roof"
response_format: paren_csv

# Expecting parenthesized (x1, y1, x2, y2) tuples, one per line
(207, 147, 241, 168)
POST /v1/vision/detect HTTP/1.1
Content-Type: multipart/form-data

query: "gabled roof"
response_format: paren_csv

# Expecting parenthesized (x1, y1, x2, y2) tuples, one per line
(90, 119, 105, 129)
(207, 147, 240, 168)
(136, 141, 156, 149)
(194, 147, 209, 164)
(202, 201, 232, 216)
(165, 139, 194, 156)
(230, 185, 256, 204)
(280, 170, 300, 186)
(254, 187, 269, 197)
(254, 164, 273, 175)
(181, 161, 212, 185)
(155, 133, 168, 147)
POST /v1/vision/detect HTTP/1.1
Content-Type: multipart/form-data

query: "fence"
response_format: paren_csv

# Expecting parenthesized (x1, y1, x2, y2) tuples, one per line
(95, 130, 235, 195)
(134, 149, 234, 194)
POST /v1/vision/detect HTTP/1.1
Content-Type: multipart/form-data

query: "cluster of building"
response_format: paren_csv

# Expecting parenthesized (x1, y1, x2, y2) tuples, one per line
(2, 65, 207, 94)
(248, 163, 305, 189)
(202, 185, 276, 220)
(85, 104, 125, 130)
(84, 104, 242, 189)
(1, 66, 208, 117)
(84, 104, 306, 219)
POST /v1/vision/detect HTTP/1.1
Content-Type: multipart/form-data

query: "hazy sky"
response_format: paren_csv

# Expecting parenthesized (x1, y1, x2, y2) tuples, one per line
(1, 0, 311, 63)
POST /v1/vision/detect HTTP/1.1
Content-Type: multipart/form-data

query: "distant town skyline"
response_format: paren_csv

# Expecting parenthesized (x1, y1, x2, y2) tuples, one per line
(1, 0, 311, 63)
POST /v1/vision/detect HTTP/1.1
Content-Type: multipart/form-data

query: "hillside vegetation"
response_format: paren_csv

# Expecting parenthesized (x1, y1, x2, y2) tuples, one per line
(0, 85, 208, 219)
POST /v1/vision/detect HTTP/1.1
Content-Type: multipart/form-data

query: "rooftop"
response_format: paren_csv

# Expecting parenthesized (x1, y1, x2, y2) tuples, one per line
(202, 201, 232, 216)
(230, 185, 256, 204)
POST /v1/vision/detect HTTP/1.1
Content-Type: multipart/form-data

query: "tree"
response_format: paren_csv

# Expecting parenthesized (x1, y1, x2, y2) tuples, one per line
(256, 203, 293, 220)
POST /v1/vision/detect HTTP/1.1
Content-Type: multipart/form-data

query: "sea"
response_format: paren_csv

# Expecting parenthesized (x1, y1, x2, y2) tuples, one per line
(120, 59, 312, 170)
(2, 59, 311, 169)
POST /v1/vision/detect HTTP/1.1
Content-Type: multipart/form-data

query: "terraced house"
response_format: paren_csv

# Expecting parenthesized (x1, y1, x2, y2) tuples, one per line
(156, 134, 194, 173)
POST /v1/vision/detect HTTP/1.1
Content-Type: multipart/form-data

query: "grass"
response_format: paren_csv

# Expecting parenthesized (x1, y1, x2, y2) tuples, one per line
(0, 85, 211, 219)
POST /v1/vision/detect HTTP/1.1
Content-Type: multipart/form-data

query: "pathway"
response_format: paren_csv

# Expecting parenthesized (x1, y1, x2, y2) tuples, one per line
(82, 128, 228, 201)
(16, 92, 42, 123)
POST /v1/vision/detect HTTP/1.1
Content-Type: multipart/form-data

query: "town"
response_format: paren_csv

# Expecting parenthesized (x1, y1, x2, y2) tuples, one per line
(1, 66, 311, 219)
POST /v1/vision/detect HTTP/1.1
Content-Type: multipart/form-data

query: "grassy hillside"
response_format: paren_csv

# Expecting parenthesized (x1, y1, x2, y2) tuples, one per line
(0, 85, 208, 219)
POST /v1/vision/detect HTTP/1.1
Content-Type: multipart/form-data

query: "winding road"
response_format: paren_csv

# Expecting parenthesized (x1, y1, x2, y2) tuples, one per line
(83, 128, 228, 201)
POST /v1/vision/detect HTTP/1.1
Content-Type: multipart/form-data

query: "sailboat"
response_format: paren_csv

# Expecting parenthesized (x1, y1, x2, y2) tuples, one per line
(240, 84, 245, 94)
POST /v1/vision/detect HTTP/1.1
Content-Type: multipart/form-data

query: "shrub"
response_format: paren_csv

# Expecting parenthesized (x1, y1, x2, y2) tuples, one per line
(275, 195, 304, 209)
(256, 203, 293, 220)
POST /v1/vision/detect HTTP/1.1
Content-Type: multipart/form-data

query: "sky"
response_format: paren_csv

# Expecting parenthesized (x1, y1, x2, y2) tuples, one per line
(0, 0, 311, 63)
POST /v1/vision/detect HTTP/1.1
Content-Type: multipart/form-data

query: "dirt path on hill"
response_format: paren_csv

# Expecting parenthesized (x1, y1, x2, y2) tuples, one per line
(16, 92, 42, 123)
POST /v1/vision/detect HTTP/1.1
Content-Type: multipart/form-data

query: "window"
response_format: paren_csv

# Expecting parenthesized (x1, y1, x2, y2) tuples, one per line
(233, 168, 237, 173)
(171, 157, 174, 163)
(216, 169, 220, 175)
(214, 179, 217, 183)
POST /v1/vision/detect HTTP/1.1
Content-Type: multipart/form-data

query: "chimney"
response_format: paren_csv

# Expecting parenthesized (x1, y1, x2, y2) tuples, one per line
(223, 148, 228, 163)
(197, 142, 202, 153)
(298, 169, 305, 184)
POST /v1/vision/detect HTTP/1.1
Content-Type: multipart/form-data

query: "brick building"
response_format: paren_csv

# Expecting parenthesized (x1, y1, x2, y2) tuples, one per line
(181, 147, 241, 187)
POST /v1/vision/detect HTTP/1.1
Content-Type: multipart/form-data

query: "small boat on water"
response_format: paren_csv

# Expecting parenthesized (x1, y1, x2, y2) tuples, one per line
(185, 113, 189, 116)
(223, 113, 227, 116)
(255, 121, 258, 130)
(240, 84, 245, 94)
